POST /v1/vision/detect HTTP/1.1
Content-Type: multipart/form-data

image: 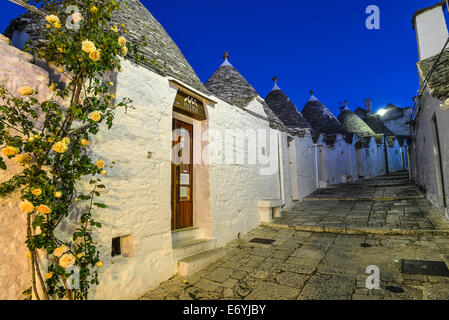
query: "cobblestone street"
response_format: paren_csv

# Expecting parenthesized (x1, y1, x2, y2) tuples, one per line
(141, 172, 449, 300)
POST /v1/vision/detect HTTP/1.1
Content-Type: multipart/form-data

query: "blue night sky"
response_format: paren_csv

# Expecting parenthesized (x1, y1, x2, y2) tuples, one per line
(1, 0, 448, 116)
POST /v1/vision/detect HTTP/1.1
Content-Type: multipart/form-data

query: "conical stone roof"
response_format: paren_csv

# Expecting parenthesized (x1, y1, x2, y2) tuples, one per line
(338, 107, 376, 139)
(4, 0, 208, 94)
(301, 92, 349, 136)
(265, 79, 312, 130)
(363, 115, 395, 137)
(205, 54, 259, 109)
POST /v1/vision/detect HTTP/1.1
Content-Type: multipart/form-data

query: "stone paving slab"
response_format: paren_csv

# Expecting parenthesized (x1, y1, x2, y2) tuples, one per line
(140, 226, 449, 300)
(140, 172, 449, 300)
(269, 172, 449, 234)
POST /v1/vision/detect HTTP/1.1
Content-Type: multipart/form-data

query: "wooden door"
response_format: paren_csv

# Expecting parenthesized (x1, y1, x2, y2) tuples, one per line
(171, 119, 193, 230)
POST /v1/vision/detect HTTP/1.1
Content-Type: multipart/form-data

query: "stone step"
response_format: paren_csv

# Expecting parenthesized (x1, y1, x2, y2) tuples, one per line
(0, 40, 33, 63)
(177, 248, 226, 276)
(0, 34, 10, 45)
(171, 227, 203, 245)
(173, 238, 215, 261)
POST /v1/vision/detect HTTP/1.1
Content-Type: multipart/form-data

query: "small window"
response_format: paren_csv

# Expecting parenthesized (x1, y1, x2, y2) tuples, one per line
(341, 151, 345, 159)
(111, 237, 121, 257)
(261, 147, 266, 155)
(111, 235, 134, 258)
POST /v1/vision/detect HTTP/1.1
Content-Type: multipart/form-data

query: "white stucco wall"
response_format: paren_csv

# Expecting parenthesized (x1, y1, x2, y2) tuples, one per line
(410, 89, 449, 214)
(387, 140, 404, 173)
(290, 133, 316, 200)
(324, 136, 353, 185)
(207, 97, 285, 247)
(415, 6, 449, 61)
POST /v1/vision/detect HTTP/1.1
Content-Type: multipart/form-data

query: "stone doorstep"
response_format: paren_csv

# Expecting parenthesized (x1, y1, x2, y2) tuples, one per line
(172, 238, 216, 261)
(177, 248, 226, 276)
(262, 222, 449, 236)
(171, 227, 203, 245)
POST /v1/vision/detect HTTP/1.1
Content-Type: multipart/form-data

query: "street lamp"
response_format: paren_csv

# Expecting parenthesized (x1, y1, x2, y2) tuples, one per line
(377, 108, 390, 175)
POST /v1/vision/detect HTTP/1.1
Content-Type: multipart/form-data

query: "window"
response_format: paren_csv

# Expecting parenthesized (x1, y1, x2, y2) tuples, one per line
(111, 235, 134, 258)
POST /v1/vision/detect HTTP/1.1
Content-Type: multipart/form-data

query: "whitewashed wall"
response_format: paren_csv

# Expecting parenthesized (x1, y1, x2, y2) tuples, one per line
(290, 132, 316, 200)
(207, 97, 284, 247)
(324, 136, 353, 185)
(410, 89, 449, 214)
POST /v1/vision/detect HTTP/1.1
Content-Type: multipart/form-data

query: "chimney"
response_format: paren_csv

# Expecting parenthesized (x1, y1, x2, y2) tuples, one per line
(365, 98, 373, 115)
(413, 2, 448, 61)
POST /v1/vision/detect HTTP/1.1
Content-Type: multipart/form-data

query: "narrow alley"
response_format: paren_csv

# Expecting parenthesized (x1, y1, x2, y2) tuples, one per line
(141, 172, 449, 300)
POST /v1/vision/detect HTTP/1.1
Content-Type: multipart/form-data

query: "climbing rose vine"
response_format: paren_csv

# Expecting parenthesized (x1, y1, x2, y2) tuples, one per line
(0, 0, 146, 300)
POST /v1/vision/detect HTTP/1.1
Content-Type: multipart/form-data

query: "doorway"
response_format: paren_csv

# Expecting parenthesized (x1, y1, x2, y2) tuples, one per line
(171, 119, 194, 230)
(431, 114, 447, 208)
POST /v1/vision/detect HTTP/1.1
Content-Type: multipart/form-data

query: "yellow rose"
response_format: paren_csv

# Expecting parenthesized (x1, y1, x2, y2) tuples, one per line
(89, 111, 101, 122)
(62, 137, 70, 145)
(52, 141, 68, 153)
(54, 191, 62, 198)
(120, 46, 128, 57)
(80, 139, 88, 146)
(96, 160, 106, 169)
(2, 146, 19, 156)
(45, 14, 60, 25)
(89, 50, 101, 62)
(46, 24, 51, 29)
(97, 261, 103, 268)
(91, 6, 98, 13)
(36, 205, 52, 214)
(27, 137, 35, 143)
(49, 83, 57, 91)
(18, 86, 34, 96)
(54, 22, 61, 29)
(19, 200, 34, 214)
(101, 170, 107, 176)
(56, 67, 64, 73)
(82, 40, 96, 53)
(110, 25, 118, 32)
(59, 253, 76, 269)
(77, 253, 84, 259)
(15, 153, 33, 166)
(121, 24, 126, 28)
(53, 244, 68, 258)
(45, 272, 53, 279)
(118, 36, 126, 47)
(108, 82, 114, 87)
(32, 189, 42, 196)
(74, 198, 79, 202)
(57, 47, 64, 53)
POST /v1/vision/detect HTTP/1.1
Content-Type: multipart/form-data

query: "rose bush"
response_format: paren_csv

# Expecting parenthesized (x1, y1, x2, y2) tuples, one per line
(0, 0, 147, 300)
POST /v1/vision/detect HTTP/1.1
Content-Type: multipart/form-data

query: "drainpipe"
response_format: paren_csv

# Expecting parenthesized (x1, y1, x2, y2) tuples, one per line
(277, 131, 285, 207)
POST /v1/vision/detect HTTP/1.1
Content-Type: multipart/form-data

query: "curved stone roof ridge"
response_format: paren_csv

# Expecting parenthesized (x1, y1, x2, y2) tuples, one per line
(4, 0, 209, 95)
